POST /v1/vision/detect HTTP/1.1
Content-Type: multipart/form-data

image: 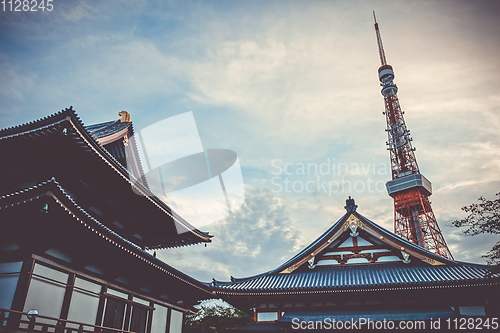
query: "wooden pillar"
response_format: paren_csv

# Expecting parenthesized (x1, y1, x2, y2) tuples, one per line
(165, 308, 172, 333)
(123, 295, 133, 331)
(10, 258, 35, 312)
(145, 301, 154, 333)
(95, 285, 107, 327)
(9, 257, 35, 330)
(180, 312, 185, 333)
(60, 273, 75, 319)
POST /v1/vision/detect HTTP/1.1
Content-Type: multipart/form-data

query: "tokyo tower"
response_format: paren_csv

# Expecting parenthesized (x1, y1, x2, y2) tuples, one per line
(373, 12, 453, 259)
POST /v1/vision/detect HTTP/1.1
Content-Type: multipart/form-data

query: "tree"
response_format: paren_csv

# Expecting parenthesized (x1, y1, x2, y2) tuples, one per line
(451, 192, 500, 269)
(184, 304, 253, 333)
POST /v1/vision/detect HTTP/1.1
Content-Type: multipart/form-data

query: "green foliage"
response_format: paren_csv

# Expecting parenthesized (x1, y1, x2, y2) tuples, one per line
(184, 304, 253, 333)
(451, 192, 500, 267)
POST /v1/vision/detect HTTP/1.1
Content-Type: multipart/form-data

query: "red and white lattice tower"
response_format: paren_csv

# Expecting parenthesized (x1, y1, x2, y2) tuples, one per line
(373, 12, 453, 259)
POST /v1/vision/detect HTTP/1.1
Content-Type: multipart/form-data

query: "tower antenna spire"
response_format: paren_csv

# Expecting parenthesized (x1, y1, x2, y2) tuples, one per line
(373, 14, 453, 260)
(373, 11, 387, 66)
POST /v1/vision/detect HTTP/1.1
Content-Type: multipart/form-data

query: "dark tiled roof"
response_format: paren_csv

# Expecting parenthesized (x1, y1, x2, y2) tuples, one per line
(219, 209, 458, 288)
(85, 120, 131, 139)
(0, 107, 83, 136)
(212, 264, 497, 293)
(0, 107, 212, 248)
(0, 178, 213, 295)
(85, 120, 115, 131)
(210, 202, 499, 294)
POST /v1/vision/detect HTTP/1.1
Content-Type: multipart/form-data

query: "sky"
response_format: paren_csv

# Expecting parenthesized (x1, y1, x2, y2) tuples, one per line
(1, 0, 500, 283)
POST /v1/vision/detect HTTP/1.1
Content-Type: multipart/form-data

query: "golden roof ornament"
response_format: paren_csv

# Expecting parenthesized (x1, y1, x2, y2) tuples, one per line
(118, 111, 130, 122)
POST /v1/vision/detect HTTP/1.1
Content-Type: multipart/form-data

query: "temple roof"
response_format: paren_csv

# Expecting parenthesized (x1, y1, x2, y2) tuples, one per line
(0, 107, 212, 249)
(212, 263, 493, 294)
(268, 197, 455, 275)
(0, 178, 213, 302)
(85, 120, 131, 139)
(210, 198, 499, 295)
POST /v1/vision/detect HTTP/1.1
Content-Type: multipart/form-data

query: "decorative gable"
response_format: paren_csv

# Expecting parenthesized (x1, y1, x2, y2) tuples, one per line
(279, 197, 446, 274)
(313, 232, 406, 267)
(307, 214, 409, 268)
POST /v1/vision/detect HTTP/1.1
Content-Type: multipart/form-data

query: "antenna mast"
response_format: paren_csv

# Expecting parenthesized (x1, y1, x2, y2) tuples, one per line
(373, 13, 453, 259)
(373, 11, 387, 66)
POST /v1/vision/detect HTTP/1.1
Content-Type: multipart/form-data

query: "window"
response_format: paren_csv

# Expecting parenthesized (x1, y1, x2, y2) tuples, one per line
(257, 312, 278, 322)
(150, 305, 168, 333)
(101, 293, 152, 333)
(129, 306, 148, 333)
(23, 264, 68, 318)
(66, 278, 101, 327)
(169, 310, 183, 333)
(459, 306, 486, 316)
(0, 262, 22, 309)
(103, 298, 126, 332)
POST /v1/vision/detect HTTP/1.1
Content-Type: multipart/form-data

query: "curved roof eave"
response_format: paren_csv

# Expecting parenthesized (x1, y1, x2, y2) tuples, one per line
(0, 107, 212, 247)
(0, 178, 214, 295)
(210, 204, 486, 287)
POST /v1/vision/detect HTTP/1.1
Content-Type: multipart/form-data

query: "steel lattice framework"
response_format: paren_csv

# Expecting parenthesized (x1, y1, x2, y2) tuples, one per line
(373, 12, 453, 259)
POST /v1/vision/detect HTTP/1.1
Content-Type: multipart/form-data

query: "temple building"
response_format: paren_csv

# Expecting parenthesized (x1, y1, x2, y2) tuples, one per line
(2, 107, 499, 333)
(211, 198, 500, 331)
(0, 108, 214, 333)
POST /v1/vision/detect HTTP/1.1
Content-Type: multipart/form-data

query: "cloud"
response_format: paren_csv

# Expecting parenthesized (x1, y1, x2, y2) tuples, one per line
(156, 186, 303, 281)
(0, 64, 35, 101)
(1, 0, 499, 276)
(441, 217, 499, 264)
(187, 21, 377, 149)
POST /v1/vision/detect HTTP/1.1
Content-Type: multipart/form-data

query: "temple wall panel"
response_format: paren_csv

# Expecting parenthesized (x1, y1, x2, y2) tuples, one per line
(66, 277, 101, 327)
(0, 257, 192, 333)
(0, 262, 22, 309)
(23, 264, 68, 323)
(169, 309, 183, 333)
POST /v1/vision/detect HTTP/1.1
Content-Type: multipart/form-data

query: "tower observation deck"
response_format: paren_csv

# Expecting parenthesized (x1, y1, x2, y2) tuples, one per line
(373, 12, 453, 259)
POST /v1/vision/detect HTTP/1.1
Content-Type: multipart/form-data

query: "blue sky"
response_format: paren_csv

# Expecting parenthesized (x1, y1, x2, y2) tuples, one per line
(1, 0, 500, 282)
